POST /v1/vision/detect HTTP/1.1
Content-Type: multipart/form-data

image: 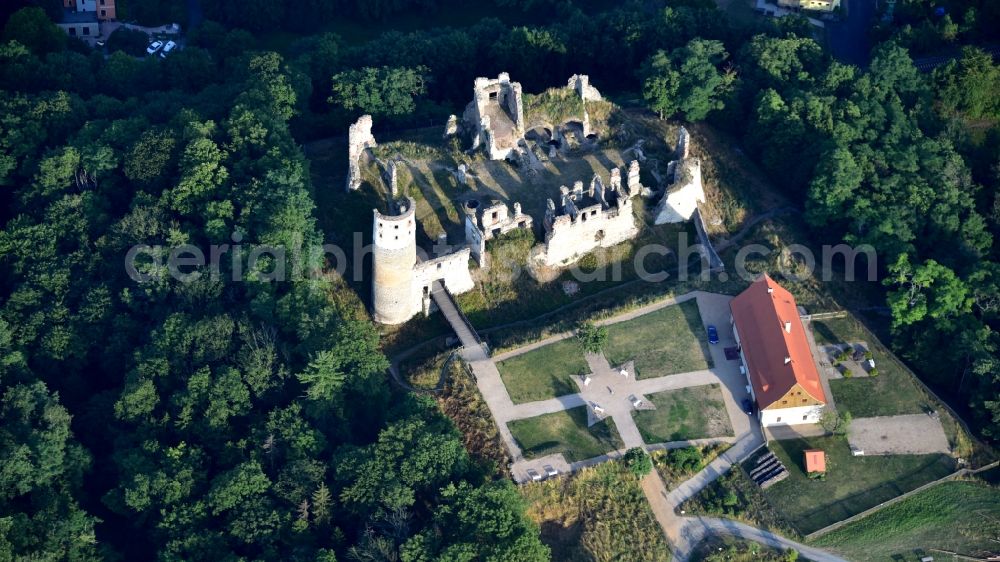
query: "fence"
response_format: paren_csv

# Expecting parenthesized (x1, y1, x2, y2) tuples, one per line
(800, 310, 848, 321)
(692, 207, 724, 272)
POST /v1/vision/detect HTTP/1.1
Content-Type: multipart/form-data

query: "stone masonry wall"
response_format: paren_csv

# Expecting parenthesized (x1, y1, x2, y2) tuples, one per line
(347, 115, 376, 191)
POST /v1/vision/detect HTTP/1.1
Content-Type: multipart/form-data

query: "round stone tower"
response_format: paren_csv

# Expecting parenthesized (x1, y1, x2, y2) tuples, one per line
(372, 198, 417, 325)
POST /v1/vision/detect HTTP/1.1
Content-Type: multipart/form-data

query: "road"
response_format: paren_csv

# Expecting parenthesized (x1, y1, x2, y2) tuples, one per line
(826, 0, 877, 67)
(186, 0, 203, 29)
(677, 517, 848, 562)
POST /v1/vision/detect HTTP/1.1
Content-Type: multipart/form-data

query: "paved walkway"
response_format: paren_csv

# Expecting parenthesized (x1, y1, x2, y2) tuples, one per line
(676, 517, 847, 562)
(802, 318, 838, 414)
(432, 288, 843, 561)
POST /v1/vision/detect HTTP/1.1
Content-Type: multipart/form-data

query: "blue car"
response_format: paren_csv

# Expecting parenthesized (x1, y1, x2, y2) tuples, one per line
(707, 325, 719, 344)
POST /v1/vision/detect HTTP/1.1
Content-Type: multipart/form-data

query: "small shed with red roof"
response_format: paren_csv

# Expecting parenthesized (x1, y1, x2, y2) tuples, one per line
(804, 449, 826, 473)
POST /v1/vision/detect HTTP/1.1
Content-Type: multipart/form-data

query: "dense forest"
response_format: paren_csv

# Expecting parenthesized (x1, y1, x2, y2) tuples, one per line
(1, 0, 999, 558)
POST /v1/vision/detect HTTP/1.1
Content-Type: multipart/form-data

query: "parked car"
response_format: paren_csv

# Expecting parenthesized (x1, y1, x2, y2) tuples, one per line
(543, 465, 558, 478)
(707, 325, 719, 344)
(159, 40, 177, 58)
(629, 395, 643, 408)
(526, 468, 542, 482)
(146, 40, 163, 55)
(741, 398, 754, 415)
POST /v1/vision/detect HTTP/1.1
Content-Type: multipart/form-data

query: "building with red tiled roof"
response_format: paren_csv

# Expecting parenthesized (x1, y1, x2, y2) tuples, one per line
(804, 449, 826, 473)
(730, 274, 826, 427)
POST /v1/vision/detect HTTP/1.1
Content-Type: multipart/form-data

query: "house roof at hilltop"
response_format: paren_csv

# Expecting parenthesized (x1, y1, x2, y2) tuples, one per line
(60, 9, 98, 23)
(731, 274, 826, 409)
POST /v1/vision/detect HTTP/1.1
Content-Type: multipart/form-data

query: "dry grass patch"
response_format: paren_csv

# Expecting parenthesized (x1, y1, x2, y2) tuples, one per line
(521, 461, 671, 562)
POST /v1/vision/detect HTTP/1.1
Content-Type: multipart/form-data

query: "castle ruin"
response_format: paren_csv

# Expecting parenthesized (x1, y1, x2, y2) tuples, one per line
(371, 198, 474, 325)
(653, 126, 705, 224)
(346, 115, 376, 191)
(567, 74, 603, 102)
(464, 200, 533, 266)
(539, 163, 641, 266)
(463, 73, 525, 160)
(362, 73, 714, 325)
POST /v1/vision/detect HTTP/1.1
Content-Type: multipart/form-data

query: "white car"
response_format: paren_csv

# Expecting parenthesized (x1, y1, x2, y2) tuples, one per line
(543, 465, 558, 478)
(146, 40, 163, 55)
(526, 469, 543, 482)
(159, 41, 177, 58)
(629, 395, 643, 408)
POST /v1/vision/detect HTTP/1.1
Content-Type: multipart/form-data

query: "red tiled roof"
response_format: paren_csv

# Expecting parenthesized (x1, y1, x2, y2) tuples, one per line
(731, 274, 826, 409)
(804, 449, 826, 473)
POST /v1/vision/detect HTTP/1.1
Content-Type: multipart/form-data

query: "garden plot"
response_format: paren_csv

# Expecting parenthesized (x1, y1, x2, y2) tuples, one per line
(819, 342, 875, 379)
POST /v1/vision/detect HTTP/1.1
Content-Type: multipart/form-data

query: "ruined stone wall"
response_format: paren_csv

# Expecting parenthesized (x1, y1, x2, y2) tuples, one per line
(464, 201, 533, 266)
(372, 198, 417, 324)
(465, 73, 525, 160)
(541, 199, 638, 266)
(676, 125, 690, 160)
(347, 115, 376, 191)
(653, 127, 705, 224)
(654, 158, 704, 224)
(539, 169, 639, 267)
(465, 215, 487, 266)
(567, 74, 603, 102)
(413, 249, 475, 302)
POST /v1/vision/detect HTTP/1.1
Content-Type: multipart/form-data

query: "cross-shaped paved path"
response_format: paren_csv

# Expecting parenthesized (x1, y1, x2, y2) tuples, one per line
(434, 288, 843, 562)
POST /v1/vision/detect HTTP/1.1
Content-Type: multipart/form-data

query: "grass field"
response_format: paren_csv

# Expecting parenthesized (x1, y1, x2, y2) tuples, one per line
(521, 461, 671, 561)
(508, 406, 624, 463)
(497, 339, 589, 404)
(811, 480, 1000, 561)
(633, 384, 733, 443)
(603, 300, 712, 379)
(761, 435, 957, 534)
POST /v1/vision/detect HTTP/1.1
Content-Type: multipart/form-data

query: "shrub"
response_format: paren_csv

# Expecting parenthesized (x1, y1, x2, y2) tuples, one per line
(577, 322, 608, 354)
(868, 368, 879, 377)
(623, 447, 653, 477)
(107, 27, 149, 56)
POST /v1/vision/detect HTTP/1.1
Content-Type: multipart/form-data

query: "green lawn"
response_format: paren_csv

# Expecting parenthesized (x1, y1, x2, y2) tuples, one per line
(812, 317, 933, 417)
(811, 480, 1000, 561)
(497, 339, 589, 404)
(759, 435, 957, 535)
(633, 384, 734, 444)
(603, 300, 712, 379)
(508, 406, 625, 463)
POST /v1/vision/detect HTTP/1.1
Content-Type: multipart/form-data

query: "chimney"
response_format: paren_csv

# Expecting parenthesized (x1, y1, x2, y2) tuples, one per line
(784, 321, 792, 333)
(784, 356, 791, 365)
